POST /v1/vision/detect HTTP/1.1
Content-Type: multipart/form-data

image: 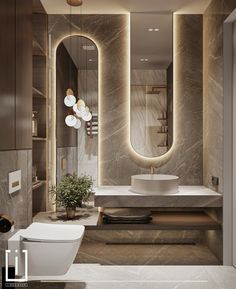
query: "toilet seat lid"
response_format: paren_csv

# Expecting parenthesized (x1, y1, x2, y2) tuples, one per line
(20, 222, 85, 242)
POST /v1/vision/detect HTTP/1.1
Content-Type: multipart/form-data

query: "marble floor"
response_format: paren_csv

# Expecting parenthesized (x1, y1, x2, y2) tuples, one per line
(28, 265, 236, 289)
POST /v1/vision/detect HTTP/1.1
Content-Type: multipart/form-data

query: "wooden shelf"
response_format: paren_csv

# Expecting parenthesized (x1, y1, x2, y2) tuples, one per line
(33, 137, 47, 141)
(33, 87, 46, 99)
(131, 85, 167, 88)
(146, 91, 162, 95)
(33, 180, 46, 190)
(96, 211, 221, 231)
(33, 39, 46, 56)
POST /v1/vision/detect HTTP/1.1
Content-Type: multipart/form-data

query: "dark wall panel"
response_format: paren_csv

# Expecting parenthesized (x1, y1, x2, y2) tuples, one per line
(0, 0, 16, 150)
(16, 0, 32, 149)
(56, 43, 78, 148)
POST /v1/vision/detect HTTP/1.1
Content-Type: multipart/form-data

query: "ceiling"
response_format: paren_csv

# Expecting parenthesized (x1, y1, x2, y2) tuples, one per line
(51, 0, 210, 70)
(131, 13, 173, 69)
(41, 0, 211, 14)
(63, 36, 98, 70)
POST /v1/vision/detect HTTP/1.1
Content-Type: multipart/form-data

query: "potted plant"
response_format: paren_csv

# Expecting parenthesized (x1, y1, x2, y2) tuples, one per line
(50, 173, 93, 219)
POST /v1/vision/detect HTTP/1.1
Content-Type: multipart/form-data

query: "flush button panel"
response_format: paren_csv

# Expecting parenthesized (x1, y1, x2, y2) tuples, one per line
(9, 170, 21, 194)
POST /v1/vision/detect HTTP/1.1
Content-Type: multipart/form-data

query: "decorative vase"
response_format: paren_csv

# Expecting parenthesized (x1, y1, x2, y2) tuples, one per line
(66, 207, 76, 219)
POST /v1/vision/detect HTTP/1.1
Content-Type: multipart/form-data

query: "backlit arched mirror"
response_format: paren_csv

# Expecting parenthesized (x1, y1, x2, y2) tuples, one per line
(56, 36, 98, 185)
(130, 12, 173, 158)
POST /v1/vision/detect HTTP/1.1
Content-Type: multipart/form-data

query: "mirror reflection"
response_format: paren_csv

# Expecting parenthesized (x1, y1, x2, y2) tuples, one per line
(131, 13, 173, 158)
(56, 36, 98, 186)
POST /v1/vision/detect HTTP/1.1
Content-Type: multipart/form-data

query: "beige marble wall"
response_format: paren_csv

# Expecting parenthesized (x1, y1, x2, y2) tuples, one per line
(203, 0, 236, 263)
(48, 14, 203, 186)
(203, 0, 236, 193)
(0, 150, 32, 269)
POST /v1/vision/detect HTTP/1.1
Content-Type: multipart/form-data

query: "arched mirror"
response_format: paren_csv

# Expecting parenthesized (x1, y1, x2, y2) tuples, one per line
(56, 36, 98, 185)
(130, 12, 173, 158)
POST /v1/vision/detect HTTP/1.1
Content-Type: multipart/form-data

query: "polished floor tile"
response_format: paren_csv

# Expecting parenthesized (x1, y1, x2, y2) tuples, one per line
(28, 265, 236, 289)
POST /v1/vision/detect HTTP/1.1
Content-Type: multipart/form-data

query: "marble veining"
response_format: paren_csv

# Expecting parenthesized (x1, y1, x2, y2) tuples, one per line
(0, 149, 32, 269)
(27, 265, 236, 289)
(48, 14, 204, 186)
(203, 0, 236, 193)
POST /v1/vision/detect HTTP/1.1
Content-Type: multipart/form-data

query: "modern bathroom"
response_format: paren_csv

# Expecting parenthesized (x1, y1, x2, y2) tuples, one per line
(1, 0, 236, 288)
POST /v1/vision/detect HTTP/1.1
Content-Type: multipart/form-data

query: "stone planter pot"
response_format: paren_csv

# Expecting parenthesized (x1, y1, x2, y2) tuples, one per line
(66, 207, 76, 219)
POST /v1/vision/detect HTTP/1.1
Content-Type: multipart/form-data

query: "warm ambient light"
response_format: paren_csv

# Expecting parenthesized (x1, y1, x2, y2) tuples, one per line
(49, 31, 101, 192)
(140, 58, 149, 62)
(127, 13, 176, 162)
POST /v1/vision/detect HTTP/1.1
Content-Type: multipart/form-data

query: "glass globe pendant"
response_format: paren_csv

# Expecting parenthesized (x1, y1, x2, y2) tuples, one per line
(82, 111, 92, 122)
(64, 88, 76, 107)
(74, 118, 81, 129)
(65, 114, 77, 127)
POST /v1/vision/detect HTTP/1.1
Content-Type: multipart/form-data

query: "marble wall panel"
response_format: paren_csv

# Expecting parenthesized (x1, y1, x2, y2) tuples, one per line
(203, 0, 236, 193)
(48, 14, 203, 186)
(0, 149, 32, 269)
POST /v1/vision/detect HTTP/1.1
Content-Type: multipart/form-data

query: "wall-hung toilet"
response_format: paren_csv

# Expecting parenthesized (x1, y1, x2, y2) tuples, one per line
(8, 222, 85, 276)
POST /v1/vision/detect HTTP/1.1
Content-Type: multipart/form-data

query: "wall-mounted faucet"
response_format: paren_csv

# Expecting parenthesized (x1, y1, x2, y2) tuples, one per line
(150, 166, 155, 174)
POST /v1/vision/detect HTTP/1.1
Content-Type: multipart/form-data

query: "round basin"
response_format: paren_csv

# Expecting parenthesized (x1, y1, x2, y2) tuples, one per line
(131, 174, 179, 195)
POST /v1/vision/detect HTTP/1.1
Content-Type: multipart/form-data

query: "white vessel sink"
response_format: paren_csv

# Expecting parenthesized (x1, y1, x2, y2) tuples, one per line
(131, 174, 179, 195)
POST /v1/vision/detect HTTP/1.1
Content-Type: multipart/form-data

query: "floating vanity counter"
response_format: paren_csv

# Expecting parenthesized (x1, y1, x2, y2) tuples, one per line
(94, 186, 222, 208)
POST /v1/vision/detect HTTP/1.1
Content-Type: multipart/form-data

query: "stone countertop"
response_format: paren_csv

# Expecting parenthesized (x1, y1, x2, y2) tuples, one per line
(94, 186, 222, 208)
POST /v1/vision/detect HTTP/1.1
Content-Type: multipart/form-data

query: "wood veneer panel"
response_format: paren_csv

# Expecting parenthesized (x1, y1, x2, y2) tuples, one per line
(0, 0, 16, 150)
(15, 0, 32, 149)
(56, 43, 78, 148)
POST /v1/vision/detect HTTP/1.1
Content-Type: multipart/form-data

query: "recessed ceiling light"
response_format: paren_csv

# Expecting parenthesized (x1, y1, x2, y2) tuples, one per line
(148, 28, 159, 32)
(140, 58, 149, 62)
(82, 45, 95, 51)
(88, 59, 93, 62)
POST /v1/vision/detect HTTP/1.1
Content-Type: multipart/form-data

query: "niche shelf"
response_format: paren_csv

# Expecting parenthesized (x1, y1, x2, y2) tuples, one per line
(32, 180, 46, 190)
(33, 137, 47, 141)
(96, 211, 221, 231)
(86, 113, 98, 138)
(33, 87, 46, 99)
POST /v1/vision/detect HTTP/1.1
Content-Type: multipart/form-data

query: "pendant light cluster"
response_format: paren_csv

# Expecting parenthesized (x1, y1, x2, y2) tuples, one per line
(64, 0, 92, 130)
(64, 88, 92, 129)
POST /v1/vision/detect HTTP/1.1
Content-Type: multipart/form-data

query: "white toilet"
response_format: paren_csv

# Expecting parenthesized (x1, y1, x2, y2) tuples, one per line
(8, 222, 85, 276)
